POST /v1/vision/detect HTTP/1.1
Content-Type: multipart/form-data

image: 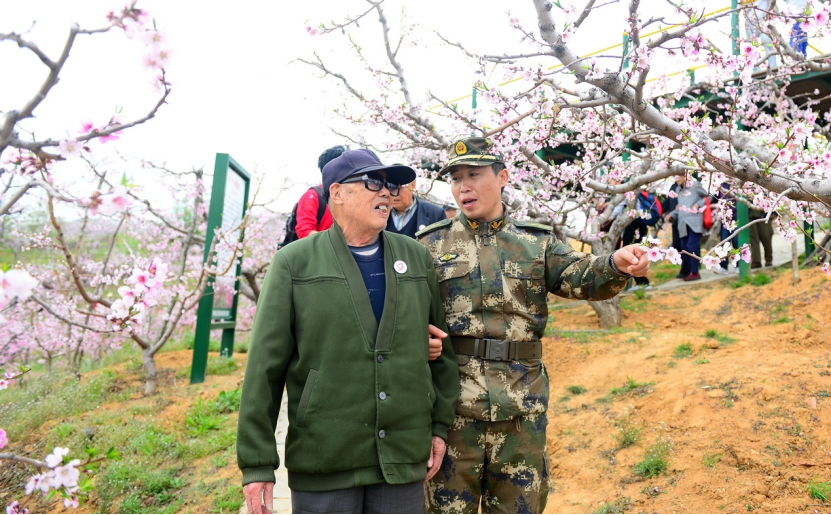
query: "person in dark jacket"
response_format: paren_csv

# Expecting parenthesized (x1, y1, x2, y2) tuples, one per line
(386, 180, 446, 238)
(238, 149, 460, 514)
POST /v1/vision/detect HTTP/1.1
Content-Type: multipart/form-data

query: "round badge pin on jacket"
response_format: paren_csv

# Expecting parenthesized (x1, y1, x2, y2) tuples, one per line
(394, 260, 407, 274)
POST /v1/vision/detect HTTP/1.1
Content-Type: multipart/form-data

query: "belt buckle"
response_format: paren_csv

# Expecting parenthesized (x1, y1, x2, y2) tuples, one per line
(485, 339, 510, 361)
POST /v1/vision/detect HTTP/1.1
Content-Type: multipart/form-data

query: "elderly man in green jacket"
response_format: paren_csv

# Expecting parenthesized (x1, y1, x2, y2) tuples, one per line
(237, 149, 460, 514)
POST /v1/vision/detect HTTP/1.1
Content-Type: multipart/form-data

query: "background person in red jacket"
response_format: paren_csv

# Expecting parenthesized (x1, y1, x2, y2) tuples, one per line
(294, 146, 346, 238)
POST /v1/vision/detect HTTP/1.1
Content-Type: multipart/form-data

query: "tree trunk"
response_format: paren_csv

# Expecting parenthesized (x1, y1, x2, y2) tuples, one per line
(143, 350, 158, 396)
(589, 296, 622, 329)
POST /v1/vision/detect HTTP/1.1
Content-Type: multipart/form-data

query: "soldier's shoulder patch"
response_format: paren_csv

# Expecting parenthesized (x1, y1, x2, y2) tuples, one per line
(513, 220, 554, 232)
(415, 218, 453, 238)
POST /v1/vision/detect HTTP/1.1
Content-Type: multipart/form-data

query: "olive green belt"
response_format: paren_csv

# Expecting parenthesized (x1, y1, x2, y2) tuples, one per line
(451, 337, 542, 361)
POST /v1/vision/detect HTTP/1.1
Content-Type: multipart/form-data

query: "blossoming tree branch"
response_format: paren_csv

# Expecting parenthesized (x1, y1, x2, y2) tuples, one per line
(302, 0, 831, 325)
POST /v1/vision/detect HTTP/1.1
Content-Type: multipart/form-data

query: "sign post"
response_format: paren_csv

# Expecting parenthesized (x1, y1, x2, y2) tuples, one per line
(190, 154, 251, 385)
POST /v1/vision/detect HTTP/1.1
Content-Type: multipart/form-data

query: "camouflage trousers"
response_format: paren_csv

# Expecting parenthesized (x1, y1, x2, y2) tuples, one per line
(424, 412, 550, 514)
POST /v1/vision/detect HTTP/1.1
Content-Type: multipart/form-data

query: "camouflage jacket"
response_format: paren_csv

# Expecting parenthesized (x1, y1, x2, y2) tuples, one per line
(416, 208, 629, 421)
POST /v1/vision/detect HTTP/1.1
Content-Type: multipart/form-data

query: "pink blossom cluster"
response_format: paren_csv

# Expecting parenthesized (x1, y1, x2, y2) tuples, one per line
(0, 268, 38, 310)
(1, 148, 52, 176)
(107, 258, 168, 331)
(80, 185, 133, 216)
(105, 2, 170, 90)
(24, 448, 82, 509)
(4, 500, 27, 514)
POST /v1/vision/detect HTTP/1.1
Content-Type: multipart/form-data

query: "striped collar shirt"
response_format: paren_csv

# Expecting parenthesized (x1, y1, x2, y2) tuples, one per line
(391, 197, 418, 231)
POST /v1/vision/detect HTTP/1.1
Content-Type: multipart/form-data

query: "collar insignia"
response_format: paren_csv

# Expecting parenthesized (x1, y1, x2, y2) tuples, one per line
(439, 253, 458, 262)
(490, 218, 504, 231)
(466, 219, 479, 231)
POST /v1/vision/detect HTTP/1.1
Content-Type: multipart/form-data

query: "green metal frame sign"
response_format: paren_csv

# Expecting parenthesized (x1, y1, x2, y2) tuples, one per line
(190, 154, 251, 384)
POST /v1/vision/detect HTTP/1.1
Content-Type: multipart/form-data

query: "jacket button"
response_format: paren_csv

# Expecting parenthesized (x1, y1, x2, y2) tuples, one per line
(379, 430, 386, 439)
(376, 470, 384, 479)
(379, 392, 387, 400)
(377, 355, 384, 363)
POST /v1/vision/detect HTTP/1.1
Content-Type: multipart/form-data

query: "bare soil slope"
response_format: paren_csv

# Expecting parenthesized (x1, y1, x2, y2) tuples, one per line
(542, 268, 831, 514)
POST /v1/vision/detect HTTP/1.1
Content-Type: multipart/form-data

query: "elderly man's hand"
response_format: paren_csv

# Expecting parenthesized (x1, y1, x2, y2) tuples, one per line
(425, 436, 446, 482)
(243, 482, 273, 514)
(427, 324, 446, 361)
(614, 245, 650, 277)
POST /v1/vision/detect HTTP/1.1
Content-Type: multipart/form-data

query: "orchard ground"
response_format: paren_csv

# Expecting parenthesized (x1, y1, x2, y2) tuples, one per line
(1, 265, 830, 514)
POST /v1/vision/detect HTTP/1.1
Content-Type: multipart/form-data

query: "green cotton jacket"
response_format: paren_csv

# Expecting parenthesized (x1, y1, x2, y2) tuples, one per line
(236, 222, 459, 492)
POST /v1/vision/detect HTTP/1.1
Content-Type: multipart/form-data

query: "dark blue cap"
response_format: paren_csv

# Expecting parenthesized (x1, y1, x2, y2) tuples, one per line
(321, 149, 416, 200)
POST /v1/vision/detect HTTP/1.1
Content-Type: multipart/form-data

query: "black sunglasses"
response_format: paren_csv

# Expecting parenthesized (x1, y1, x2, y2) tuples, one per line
(340, 173, 401, 197)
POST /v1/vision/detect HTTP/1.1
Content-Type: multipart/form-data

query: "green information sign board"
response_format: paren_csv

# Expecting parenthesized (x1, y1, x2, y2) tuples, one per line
(190, 154, 251, 384)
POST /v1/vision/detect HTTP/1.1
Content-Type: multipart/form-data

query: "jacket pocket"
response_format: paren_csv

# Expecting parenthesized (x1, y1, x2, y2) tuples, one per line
(436, 261, 471, 315)
(503, 261, 546, 314)
(296, 369, 318, 428)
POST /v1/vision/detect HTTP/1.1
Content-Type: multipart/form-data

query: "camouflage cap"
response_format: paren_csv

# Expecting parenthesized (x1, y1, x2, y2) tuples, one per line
(439, 136, 503, 176)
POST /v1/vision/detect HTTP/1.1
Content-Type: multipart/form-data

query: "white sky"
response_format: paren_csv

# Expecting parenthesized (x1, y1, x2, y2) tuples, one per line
(3, 0, 799, 212)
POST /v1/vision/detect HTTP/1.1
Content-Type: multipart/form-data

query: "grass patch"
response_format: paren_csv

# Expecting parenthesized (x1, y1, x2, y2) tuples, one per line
(179, 356, 240, 379)
(597, 377, 654, 403)
(750, 272, 772, 286)
(771, 316, 791, 324)
(702, 452, 722, 468)
(673, 343, 693, 358)
(703, 329, 736, 346)
(634, 437, 672, 478)
(596, 497, 632, 514)
(566, 385, 587, 395)
(0, 369, 119, 439)
(807, 478, 831, 502)
(694, 357, 710, 365)
(212, 484, 244, 513)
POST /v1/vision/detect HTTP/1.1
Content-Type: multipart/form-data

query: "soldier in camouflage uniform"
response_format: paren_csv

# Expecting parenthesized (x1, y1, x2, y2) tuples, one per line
(416, 137, 650, 514)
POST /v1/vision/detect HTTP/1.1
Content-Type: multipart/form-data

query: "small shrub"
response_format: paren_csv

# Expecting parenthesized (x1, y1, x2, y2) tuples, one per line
(633, 288, 648, 300)
(566, 385, 587, 395)
(808, 479, 831, 502)
(702, 452, 722, 468)
(634, 436, 672, 478)
(612, 407, 642, 449)
(673, 343, 693, 358)
(213, 389, 242, 413)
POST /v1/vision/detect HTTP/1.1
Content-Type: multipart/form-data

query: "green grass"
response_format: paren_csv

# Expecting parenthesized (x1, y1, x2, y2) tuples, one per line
(566, 385, 587, 395)
(703, 329, 736, 346)
(0, 369, 119, 439)
(179, 356, 240, 379)
(751, 272, 772, 286)
(634, 437, 672, 478)
(807, 478, 831, 502)
(771, 316, 791, 324)
(694, 357, 710, 365)
(673, 343, 693, 358)
(597, 377, 654, 403)
(702, 452, 722, 468)
(595, 497, 632, 514)
(212, 485, 244, 513)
